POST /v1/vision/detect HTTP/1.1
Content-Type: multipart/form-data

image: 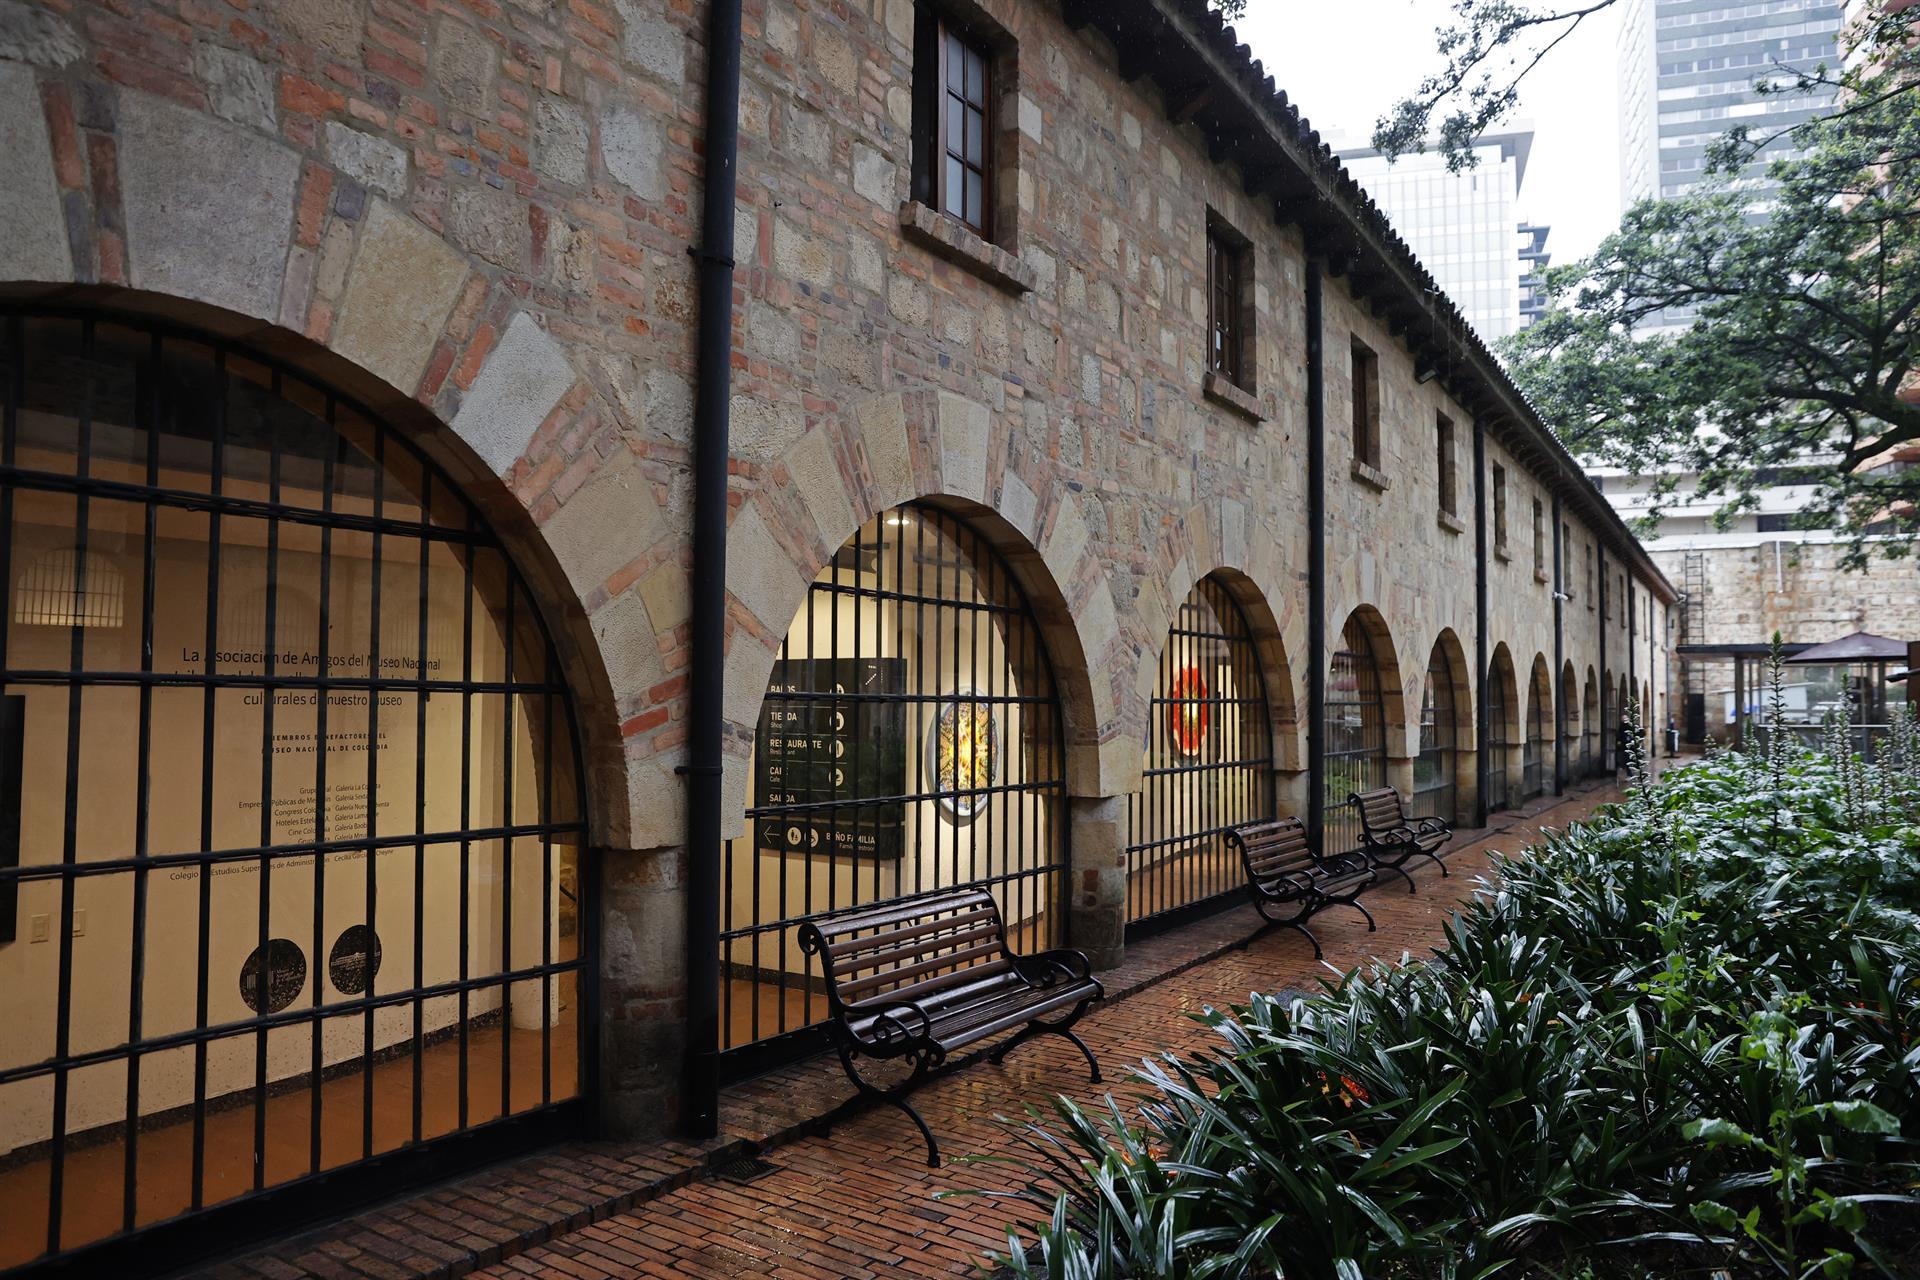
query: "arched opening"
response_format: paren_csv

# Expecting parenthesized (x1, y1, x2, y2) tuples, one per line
(1523, 657, 1551, 800)
(1558, 659, 1579, 791)
(1413, 633, 1466, 826)
(1325, 610, 1393, 854)
(1582, 667, 1600, 777)
(718, 503, 1066, 1074)
(1485, 644, 1518, 813)
(0, 310, 591, 1269)
(1125, 574, 1273, 935)
(1615, 674, 1630, 769)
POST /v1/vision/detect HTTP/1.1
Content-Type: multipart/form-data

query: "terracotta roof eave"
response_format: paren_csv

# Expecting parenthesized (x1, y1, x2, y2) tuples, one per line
(1103, 0, 1679, 604)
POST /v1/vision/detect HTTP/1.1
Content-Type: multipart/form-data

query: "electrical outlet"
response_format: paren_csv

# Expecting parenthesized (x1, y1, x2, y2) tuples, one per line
(29, 914, 49, 943)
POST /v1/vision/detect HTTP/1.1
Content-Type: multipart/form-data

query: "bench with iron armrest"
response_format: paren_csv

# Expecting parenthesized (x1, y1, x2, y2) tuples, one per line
(1224, 816, 1376, 958)
(795, 886, 1103, 1168)
(1350, 785, 1452, 893)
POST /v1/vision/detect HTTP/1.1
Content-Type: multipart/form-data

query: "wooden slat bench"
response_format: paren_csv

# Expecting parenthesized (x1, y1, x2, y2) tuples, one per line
(1224, 816, 1376, 957)
(1351, 785, 1452, 893)
(795, 886, 1103, 1167)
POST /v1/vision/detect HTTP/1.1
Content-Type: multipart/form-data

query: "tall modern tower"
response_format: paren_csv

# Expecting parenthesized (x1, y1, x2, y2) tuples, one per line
(1336, 129, 1535, 344)
(1617, 0, 1847, 211)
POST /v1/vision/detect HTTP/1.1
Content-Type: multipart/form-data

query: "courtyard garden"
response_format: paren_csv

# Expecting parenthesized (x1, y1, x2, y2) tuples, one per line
(986, 661, 1920, 1279)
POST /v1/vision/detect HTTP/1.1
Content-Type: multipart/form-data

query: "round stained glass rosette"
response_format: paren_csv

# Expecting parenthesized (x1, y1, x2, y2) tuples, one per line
(1167, 666, 1211, 757)
(928, 689, 998, 821)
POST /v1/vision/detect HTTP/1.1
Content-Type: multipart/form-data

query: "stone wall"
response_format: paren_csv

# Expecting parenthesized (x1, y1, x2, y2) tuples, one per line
(0, 0, 1674, 1138)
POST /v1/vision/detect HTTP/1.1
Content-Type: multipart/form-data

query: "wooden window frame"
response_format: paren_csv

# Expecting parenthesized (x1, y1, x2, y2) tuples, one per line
(1206, 215, 1253, 392)
(1532, 498, 1546, 576)
(1350, 338, 1380, 468)
(1492, 463, 1509, 551)
(917, 14, 994, 240)
(1436, 412, 1457, 517)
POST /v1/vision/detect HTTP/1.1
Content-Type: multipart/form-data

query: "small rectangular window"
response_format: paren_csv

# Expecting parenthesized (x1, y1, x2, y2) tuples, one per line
(1532, 499, 1545, 575)
(1561, 522, 1572, 590)
(1436, 414, 1456, 516)
(1206, 215, 1252, 391)
(1586, 546, 1596, 609)
(1492, 463, 1508, 549)
(916, 16, 993, 238)
(1351, 339, 1379, 468)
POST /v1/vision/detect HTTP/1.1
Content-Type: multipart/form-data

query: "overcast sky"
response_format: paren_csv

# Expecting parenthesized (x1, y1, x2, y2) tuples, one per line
(1230, 0, 1628, 264)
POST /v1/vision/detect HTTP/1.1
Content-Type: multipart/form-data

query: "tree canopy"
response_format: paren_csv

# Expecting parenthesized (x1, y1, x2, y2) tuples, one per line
(1503, 8, 1920, 562)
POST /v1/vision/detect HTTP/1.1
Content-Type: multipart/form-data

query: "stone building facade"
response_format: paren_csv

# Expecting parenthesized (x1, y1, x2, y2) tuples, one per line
(0, 0, 1672, 1269)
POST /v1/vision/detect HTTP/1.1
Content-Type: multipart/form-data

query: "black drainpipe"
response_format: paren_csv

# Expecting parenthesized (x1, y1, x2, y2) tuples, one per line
(1473, 417, 1488, 827)
(682, 0, 744, 1141)
(1551, 494, 1564, 794)
(1305, 261, 1326, 855)
(1598, 547, 1609, 767)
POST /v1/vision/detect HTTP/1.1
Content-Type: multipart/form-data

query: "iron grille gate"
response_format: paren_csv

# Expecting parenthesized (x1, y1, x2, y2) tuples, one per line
(1582, 675, 1600, 777)
(1124, 577, 1272, 937)
(1412, 645, 1456, 825)
(1558, 665, 1578, 792)
(1324, 616, 1386, 857)
(717, 504, 1066, 1079)
(1523, 667, 1549, 799)
(1485, 657, 1512, 813)
(0, 311, 591, 1274)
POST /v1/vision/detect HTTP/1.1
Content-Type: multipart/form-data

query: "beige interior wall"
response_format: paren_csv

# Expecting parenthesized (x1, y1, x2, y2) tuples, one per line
(0, 436, 569, 1155)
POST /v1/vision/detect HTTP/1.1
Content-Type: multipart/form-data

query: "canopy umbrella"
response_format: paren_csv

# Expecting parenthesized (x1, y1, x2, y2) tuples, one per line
(1783, 631, 1907, 664)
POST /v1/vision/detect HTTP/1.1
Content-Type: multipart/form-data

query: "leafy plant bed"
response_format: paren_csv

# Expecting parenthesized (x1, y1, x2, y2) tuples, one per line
(968, 662, 1920, 1279)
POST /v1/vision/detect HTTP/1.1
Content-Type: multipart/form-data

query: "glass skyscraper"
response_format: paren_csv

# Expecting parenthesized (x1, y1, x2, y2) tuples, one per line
(1618, 0, 1846, 209)
(1336, 130, 1537, 344)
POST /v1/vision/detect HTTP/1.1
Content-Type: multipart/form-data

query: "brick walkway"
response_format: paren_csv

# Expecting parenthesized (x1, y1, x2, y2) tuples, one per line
(209, 780, 1630, 1280)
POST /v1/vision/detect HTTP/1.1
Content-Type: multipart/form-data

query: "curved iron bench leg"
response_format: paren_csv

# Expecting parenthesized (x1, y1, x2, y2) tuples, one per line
(834, 1041, 943, 1168)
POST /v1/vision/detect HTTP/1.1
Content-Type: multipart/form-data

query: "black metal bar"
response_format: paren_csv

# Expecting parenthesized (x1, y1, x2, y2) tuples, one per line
(253, 371, 286, 1193)
(1305, 261, 1326, 856)
(47, 317, 97, 1254)
(309, 404, 336, 1177)
(123, 330, 162, 1233)
(683, 0, 743, 1140)
(412, 471, 431, 1143)
(190, 345, 228, 1212)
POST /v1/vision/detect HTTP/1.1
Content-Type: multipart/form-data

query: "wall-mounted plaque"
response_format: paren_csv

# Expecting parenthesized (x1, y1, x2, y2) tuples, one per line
(239, 938, 306, 1013)
(328, 924, 382, 995)
(755, 657, 907, 859)
(1167, 666, 1210, 758)
(927, 688, 999, 823)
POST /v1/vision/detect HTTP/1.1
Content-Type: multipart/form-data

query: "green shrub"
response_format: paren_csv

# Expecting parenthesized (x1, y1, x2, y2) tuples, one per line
(965, 663, 1920, 1279)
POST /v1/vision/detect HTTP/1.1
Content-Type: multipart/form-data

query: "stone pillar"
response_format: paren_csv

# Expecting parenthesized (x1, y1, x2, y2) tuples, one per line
(596, 844, 686, 1140)
(1456, 742, 1480, 825)
(1067, 794, 1127, 971)
(1386, 756, 1414, 801)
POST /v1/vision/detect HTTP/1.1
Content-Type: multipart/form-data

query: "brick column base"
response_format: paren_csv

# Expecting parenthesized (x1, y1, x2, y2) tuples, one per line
(1386, 756, 1414, 800)
(1067, 794, 1127, 971)
(596, 844, 687, 1140)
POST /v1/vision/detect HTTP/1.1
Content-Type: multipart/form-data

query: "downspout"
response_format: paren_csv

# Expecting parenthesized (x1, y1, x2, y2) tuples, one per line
(1598, 548, 1608, 768)
(1305, 261, 1327, 855)
(1628, 577, 1637, 754)
(1551, 494, 1564, 794)
(682, 0, 744, 1141)
(1473, 417, 1489, 827)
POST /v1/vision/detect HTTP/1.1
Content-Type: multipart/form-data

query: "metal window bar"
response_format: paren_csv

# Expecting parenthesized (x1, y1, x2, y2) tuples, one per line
(1323, 616, 1386, 856)
(0, 308, 591, 1273)
(1411, 646, 1455, 825)
(1124, 576, 1272, 937)
(716, 503, 1066, 1078)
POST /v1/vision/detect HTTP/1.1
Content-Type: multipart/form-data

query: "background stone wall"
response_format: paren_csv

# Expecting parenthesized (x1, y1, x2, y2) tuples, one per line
(0, 0, 1676, 1134)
